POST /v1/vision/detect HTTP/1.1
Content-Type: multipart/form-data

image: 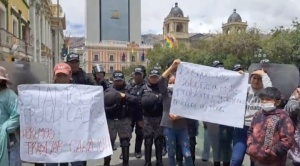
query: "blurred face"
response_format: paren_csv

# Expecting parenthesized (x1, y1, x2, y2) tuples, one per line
(54, 73, 70, 84)
(260, 96, 280, 107)
(67, 60, 80, 73)
(95, 72, 105, 80)
(113, 80, 124, 87)
(134, 72, 144, 83)
(148, 75, 159, 84)
(168, 74, 176, 84)
(250, 74, 263, 90)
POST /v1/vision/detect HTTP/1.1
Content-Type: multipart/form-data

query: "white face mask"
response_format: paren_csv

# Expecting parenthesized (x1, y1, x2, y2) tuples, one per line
(261, 103, 276, 112)
(168, 84, 174, 92)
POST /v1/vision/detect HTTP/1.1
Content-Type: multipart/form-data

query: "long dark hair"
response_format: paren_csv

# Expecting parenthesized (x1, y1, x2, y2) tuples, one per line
(0, 80, 7, 89)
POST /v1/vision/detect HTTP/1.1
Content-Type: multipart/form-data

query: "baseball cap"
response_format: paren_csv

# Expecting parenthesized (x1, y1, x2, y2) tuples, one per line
(232, 64, 242, 71)
(149, 69, 160, 77)
(66, 53, 80, 62)
(112, 71, 125, 80)
(134, 67, 144, 74)
(54, 63, 71, 76)
(212, 60, 224, 68)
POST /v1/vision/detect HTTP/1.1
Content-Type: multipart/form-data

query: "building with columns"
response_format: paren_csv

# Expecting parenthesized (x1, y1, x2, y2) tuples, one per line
(84, 41, 152, 74)
(29, 0, 65, 80)
(0, 0, 33, 61)
(222, 9, 248, 34)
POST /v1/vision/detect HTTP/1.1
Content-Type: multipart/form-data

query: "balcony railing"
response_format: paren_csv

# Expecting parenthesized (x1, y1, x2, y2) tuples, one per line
(0, 28, 33, 56)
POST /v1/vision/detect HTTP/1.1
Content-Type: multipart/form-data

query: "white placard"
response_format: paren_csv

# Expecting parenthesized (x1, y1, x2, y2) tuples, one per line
(18, 84, 112, 163)
(170, 62, 249, 128)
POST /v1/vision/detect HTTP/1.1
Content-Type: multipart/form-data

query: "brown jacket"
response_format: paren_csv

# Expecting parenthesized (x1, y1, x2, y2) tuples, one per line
(247, 109, 295, 166)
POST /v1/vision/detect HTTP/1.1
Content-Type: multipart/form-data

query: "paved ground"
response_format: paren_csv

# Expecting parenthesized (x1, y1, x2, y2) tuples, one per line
(22, 125, 293, 166)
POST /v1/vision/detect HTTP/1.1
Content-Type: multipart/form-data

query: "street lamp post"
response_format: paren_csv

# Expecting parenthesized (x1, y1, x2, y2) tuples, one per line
(254, 48, 267, 62)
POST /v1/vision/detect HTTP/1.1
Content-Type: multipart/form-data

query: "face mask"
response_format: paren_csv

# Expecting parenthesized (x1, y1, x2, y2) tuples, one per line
(261, 103, 276, 112)
(168, 84, 174, 92)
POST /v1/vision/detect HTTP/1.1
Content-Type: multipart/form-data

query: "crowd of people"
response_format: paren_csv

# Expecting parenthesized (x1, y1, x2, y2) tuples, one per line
(1, 52, 300, 166)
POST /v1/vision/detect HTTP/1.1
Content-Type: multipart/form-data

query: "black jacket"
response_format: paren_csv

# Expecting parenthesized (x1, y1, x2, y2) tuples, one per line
(105, 84, 139, 120)
(127, 80, 145, 121)
(95, 79, 111, 91)
(140, 83, 163, 117)
(72, 68, 94, 85)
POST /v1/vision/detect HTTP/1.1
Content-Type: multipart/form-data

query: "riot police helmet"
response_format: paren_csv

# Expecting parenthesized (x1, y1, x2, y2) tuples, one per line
(260, 59, 270, 64)
(92, 64, 105, 75)
(212, 60, 224, 68)
(104, 89, 122, 111)
(232, 64, 242, 71)
(141, 92, 158, 111)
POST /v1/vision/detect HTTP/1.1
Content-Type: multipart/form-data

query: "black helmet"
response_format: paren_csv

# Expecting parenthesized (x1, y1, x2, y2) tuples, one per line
(260, 59, 270, 64)
(92, 64, 105, 75)
(141, 93, 158, 111)
(212, 60, 224, 68)
(104, 89, 121, 111)
(232, 64, 242, 71)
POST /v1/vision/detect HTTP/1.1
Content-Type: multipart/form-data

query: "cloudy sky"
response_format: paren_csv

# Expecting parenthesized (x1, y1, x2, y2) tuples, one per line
(52, 0, 300, 37)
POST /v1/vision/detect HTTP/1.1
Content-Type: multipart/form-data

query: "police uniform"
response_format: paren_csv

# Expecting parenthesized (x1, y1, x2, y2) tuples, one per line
(92, 64, 111, 91)
(65, 53, 94, 85)
(104, 71, 139, 166)
(128, 67, 146, 158)
(141, 69, 164, 166)
(176, 119, 199, 166)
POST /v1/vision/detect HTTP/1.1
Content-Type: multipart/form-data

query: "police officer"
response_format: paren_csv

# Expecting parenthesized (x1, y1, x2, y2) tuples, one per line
(260, 59, 270, 63)
(66, 52, 94, 85)
(141, 69, 164, 166)
(232, 64, 243, 71)
(212, 60, 225, 68)
(176, 120, 199, 166)
(92, 64, 111, 91)
(128, 66, 146, 158)
(104, 70, 139, 166)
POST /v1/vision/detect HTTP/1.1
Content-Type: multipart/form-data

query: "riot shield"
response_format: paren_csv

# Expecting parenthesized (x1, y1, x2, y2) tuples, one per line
(248, 63, 299, 100)
(0, 61, 50, 94)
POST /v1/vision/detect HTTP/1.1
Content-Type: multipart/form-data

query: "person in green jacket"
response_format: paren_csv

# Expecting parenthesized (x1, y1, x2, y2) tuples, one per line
(0, 66, 20, 166)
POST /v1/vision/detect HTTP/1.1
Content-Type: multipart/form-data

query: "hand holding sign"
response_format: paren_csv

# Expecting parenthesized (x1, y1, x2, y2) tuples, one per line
(171, 59, 181, 71)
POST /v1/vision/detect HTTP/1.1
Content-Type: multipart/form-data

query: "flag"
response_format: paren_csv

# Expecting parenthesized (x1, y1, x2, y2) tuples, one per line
(141, 51, 145, 62)
(122, 53, 126, 62)
(166, 34, 176, 48)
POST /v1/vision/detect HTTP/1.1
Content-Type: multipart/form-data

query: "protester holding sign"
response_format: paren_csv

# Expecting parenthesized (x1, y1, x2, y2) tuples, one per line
(45, 63, 83, 166)
(230, 68, 272, 166)
(0, 66, 20, 166)
(247, 87, 294, 166)
(205, 60, 233, 166)
(158, 59, 193, 166)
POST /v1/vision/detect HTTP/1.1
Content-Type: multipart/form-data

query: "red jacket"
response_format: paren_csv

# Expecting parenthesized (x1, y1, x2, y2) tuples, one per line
(247, 109, 295, 166)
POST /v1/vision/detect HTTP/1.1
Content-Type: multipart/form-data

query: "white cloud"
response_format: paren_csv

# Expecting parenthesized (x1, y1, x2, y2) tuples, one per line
(54, 0, 300, 36)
